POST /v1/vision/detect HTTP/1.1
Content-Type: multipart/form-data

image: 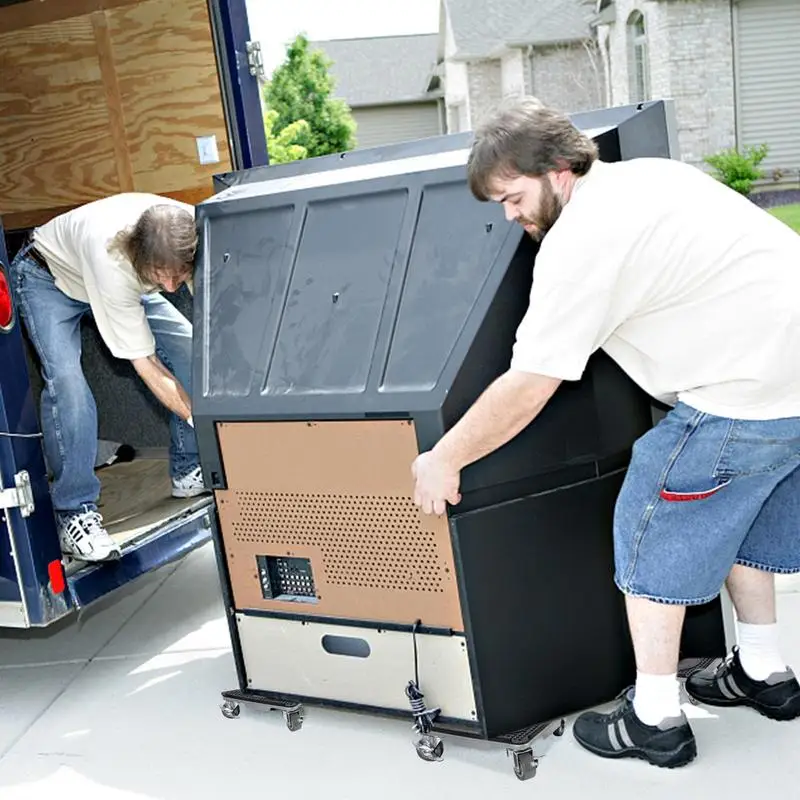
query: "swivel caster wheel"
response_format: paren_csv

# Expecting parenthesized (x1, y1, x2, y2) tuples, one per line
(511, 749, 538, 781)
(415, 734, 444, 762)
(553, 719, 566, 737)
(285, 709, 304, 732)
(220, 700, 241, 720)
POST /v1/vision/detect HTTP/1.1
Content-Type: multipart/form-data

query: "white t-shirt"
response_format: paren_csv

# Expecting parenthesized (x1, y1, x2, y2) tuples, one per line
(510, 157, 800, 420)
(32, 193, 194, 360)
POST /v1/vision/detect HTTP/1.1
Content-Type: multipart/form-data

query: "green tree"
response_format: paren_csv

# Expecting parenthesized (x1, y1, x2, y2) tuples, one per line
(264, 33, 356, 161)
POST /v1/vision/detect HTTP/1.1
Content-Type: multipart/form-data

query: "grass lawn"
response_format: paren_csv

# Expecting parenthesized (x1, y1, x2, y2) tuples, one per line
(768, 203, 800, 233)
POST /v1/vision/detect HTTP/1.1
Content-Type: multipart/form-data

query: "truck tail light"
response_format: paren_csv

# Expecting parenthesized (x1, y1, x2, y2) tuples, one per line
(0, 266, 12, 331)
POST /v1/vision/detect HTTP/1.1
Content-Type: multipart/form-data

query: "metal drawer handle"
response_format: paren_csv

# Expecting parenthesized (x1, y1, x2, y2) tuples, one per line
(321, 634, 371, 658)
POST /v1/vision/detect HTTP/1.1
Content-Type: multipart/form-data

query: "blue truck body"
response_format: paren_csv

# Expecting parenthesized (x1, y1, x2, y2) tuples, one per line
(0, 0, 267, 628)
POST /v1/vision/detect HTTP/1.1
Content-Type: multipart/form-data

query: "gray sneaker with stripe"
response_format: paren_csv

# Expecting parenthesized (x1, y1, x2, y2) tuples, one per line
(572, 688, 697, 768)
(685, 646, 800, 721)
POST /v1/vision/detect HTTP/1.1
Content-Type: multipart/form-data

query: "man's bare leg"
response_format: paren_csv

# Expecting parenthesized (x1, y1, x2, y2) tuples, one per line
(626, 596, 685, 724)
(725, 564, 785, 679)
(726, 563, 776, 623)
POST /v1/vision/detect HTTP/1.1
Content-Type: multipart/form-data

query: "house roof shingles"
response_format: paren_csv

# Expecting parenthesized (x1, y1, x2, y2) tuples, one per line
(310, 33, 440, 107)
(445, 0, 594, 58)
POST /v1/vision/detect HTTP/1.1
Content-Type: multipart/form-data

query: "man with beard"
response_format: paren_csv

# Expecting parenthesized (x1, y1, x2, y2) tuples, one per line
(411, 97, 800, 768)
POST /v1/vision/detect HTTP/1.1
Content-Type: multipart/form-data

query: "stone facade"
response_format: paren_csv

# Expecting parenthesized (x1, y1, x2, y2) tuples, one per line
(529, 42, 605, 114)
(442, 0, 738, 169)
(599, 0, 736, 167)
(452, 44, 603, 132)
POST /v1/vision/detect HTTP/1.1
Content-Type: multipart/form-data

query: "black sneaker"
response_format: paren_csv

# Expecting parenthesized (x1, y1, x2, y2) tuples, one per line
(685, 646, 800, 721)
(572, 689, 697, 768)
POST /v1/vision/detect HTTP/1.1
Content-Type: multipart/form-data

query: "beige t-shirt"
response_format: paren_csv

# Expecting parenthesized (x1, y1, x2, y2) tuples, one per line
(33, 193, 194, 360)
(510, 157, 800, 420)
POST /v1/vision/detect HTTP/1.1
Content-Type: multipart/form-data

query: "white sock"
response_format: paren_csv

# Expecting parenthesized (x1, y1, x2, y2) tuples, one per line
(632, 672, 681, 726)
(737, 622, 786, 681)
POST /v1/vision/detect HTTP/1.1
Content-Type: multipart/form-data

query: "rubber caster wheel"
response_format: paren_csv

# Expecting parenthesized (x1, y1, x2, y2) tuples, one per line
(553, 719, 566, 737)
(285, 709, 303, 732)
(220, 700, 240, 720)
(512, 749, 538, 781)
(415, 734, 445, 762)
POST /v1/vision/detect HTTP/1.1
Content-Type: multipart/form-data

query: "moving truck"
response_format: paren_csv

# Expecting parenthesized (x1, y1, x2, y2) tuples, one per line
(0, 0, 268, 628)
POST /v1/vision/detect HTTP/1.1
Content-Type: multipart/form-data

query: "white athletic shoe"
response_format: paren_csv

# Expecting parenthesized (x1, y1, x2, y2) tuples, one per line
(171, 465, 209, 498)
(59, 508, 121, 562)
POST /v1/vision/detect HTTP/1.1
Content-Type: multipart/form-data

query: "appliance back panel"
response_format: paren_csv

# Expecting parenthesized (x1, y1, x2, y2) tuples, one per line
(215, 419, 464, 630)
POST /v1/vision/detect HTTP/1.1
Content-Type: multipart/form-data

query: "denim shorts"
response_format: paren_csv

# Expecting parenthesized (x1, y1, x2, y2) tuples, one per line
(614, 402, 800, 605)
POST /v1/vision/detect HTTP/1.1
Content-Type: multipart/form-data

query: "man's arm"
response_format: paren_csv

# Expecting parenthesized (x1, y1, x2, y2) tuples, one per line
(131, 355, 192, 423)
(412, 370, 561, 514)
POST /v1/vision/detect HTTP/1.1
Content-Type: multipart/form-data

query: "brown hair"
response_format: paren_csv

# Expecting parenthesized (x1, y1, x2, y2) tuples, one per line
(110, 204, 197, 283)
(467, 96, 598, 201)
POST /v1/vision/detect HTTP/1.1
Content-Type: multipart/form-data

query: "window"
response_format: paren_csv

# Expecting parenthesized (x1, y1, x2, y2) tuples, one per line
(627, 11, 650, 104)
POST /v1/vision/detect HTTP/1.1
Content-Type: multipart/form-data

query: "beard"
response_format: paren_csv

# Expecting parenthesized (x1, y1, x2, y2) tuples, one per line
(517, 180, 564, 242)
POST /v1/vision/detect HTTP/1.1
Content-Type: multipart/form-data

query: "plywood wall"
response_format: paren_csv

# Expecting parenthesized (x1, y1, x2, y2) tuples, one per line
(0, 0, 234, 231)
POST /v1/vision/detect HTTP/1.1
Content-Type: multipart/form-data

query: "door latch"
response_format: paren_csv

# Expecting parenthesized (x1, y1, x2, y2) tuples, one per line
(245, 40, 266, 81)
(0, 470, 35, 518)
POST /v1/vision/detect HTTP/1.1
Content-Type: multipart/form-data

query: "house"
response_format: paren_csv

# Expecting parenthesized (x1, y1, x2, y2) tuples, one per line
(440, 0, 603, 132)
(442, 0, 800, 178)
(312, 1, 800, 183)
(310, 34, 445, 149)
(594, 0, 800, 179)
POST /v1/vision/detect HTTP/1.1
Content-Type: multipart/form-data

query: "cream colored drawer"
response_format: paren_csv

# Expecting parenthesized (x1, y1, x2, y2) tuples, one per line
(236, 614, 477, 722)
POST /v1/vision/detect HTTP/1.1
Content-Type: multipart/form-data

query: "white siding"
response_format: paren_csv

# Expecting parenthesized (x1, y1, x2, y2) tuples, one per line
(735, 0, 800, 175)
(351, 103, 442, 149)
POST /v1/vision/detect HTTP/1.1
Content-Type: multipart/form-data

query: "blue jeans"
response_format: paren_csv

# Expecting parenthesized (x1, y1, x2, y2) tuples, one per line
(9, 245, 199, 516)
(614, 402, 800, 605)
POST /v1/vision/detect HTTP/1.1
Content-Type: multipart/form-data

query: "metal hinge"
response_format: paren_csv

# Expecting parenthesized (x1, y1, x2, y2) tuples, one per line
(245, 40, 266, 81)
(0, 471, 35, 518)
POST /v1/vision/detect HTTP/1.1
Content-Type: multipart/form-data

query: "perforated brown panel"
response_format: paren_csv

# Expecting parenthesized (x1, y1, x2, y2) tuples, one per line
(235, 493, 447, 593)
(215, 420, 464, 631)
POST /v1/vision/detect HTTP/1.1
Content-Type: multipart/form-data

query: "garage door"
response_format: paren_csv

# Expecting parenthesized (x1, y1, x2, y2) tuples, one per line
(735, 0, 800, 175)
(352, 102, 442, 149)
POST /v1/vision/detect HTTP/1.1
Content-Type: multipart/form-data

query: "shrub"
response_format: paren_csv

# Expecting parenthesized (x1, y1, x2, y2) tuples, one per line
(704, 143, 769, 196)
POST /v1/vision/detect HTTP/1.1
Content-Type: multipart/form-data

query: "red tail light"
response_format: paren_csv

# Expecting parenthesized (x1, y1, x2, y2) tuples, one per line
(0, 266, 12, 331)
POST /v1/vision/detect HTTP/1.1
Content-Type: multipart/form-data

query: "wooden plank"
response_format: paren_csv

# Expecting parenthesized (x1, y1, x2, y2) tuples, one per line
(0, 17, 119, 216)
(0, 0, 233, 225)
(3, 184, 220, 232)
(107, 0, 233, 195)
(0, 0, 142, 32)
(91, 11, 135, 192)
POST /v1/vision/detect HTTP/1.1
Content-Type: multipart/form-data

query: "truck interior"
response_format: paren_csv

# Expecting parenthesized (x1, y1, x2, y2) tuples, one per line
(26, 309, 215, 576)
(0, 0, 239, 571)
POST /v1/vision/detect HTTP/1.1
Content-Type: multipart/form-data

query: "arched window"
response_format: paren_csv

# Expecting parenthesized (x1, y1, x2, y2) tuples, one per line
(627, 11, 650, 103)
